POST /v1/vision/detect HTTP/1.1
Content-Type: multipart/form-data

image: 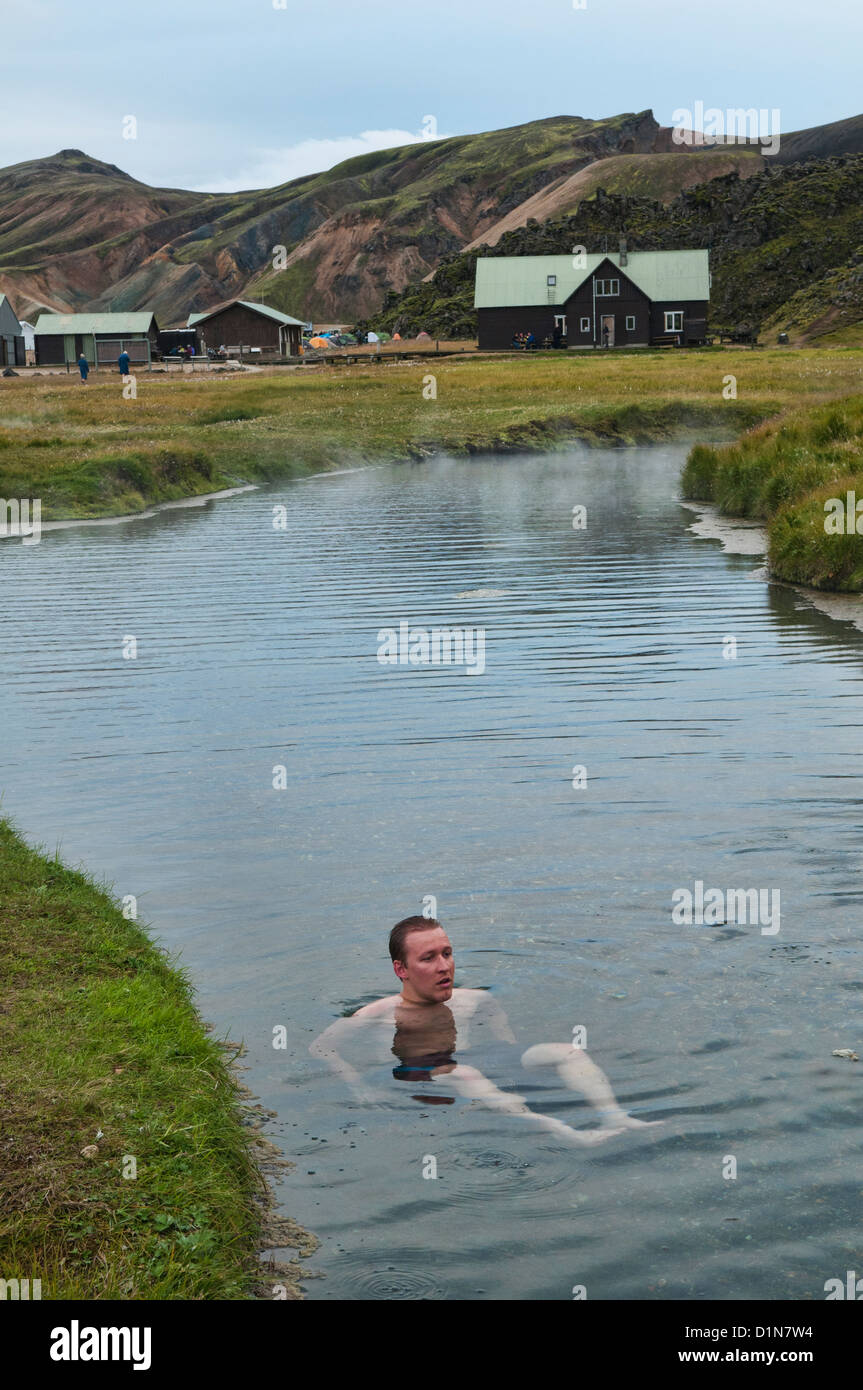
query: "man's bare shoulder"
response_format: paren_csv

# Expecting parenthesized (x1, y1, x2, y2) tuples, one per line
(351, 995, 400, 1020)
(449, 988, 487, 1011)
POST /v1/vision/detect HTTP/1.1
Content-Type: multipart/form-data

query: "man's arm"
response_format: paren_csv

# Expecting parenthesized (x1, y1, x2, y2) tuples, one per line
(308, 997, 396, 1097)
(308, 1016, 368, 1092)
(471, 991, 517, 1044)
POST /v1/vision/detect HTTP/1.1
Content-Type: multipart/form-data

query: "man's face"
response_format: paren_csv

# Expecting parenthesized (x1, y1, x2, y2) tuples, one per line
(395, 927, 454, 1003)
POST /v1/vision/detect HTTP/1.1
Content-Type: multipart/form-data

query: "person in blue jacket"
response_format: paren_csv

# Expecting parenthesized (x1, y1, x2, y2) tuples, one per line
(118, 349, 130, 376)
(77, 353, 89, 382)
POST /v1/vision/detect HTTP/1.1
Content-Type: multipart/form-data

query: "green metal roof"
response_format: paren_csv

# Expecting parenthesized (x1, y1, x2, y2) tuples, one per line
(474, 251, 710, 308)
(34, 311, 157, 334)
(188, 300, 305, 328)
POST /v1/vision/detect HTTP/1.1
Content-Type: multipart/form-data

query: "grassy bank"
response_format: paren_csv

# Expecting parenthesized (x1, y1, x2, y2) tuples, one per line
(682, 394, 863, 591)
(0, 817, 311, 1299)
(3, 349, 863, 521)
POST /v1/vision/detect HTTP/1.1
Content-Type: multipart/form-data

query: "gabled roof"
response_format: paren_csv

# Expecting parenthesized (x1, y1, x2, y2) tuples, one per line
(34, 311, 157, 334)
(187, 300, 305, 328)
(0, 293, 23, 334)
(474, 250, 710, 308)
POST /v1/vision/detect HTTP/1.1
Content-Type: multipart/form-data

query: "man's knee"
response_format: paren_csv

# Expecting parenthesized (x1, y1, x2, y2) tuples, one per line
(446, 1063, 482, 1081)
(521, 1042, 573, 1069)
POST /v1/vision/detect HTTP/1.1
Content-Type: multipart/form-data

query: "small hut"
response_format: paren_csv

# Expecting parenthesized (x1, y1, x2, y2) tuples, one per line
(0, 293, 25, 367)
(34, 312, 159, 367)
(188, 300, 304, 357)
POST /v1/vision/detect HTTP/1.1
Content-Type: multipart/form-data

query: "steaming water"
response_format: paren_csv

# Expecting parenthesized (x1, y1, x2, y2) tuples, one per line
(2, 446, 862, 1300)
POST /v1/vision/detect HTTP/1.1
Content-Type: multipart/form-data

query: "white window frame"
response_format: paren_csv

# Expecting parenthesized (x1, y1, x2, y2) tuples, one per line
(665, 311, 684, 332)
(595, 278, 620, 296)
(579, 316, 590, 332)
(554, 314, 567, 333)
(625, 315, 636, 331)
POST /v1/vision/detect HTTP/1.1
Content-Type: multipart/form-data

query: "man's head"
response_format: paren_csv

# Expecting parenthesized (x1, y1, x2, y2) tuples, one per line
(389, 916, 454, 1005)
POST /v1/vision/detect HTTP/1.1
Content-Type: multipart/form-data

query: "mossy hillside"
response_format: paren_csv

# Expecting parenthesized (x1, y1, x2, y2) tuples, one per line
(763, 248, 863, 342)
(175, 116, 651, 289)
(374, 156, 863, 340)
(1, 113, 667, 323)
(550, 148, 763, 206)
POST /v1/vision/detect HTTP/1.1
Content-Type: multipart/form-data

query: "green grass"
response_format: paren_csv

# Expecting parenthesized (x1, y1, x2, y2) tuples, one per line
(4, 349, 861, 522)
(0, 817, 312, 1299)
(7, 348, 863, 588)
(682, 394, 863, 590)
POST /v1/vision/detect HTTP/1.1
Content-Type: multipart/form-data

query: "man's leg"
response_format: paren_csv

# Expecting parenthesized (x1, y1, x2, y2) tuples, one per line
(431, 1063, 625, 1147)
(520, 1043, 661, 1130)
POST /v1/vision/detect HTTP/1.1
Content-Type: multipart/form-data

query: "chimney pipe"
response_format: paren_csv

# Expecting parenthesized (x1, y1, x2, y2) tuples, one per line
(619, 236, 628, 266)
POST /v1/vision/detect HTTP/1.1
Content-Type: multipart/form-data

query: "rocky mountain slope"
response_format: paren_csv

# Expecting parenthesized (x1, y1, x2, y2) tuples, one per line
(1, 110, 861, 327)
(372, 155, 863, 342)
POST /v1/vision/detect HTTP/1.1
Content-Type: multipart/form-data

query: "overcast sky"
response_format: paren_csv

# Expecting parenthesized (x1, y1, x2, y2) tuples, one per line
(3, 0, 861, 190)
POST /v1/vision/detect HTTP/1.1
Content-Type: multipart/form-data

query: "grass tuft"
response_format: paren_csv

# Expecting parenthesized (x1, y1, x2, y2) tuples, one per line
(682, 393, 863, 589)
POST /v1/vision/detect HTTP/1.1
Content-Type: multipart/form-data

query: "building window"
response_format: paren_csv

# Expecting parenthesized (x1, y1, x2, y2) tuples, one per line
(547, 274, 557, 286)
(554, 314, 567, 333)
(595, 278, 619, 296)
(665, 311, 684, 332)
(625, 315, 636, 331)
(580, 316, 590, 332)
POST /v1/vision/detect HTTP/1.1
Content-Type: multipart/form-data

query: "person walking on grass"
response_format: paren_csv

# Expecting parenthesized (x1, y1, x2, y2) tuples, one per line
(77, 353, 89, 382)
(118, 348, 130, 377)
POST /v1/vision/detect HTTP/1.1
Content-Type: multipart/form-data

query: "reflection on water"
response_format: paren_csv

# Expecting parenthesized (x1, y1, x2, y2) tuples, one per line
(2, 446, 863, 1300)
(391, 1005, 458, 1068)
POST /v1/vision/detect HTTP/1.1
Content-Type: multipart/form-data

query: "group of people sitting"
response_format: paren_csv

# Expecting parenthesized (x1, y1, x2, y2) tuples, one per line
(510, 325, 568, 351)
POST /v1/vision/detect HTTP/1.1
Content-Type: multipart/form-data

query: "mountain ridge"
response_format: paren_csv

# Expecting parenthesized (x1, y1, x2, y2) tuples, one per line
(1, 109, 862, 325)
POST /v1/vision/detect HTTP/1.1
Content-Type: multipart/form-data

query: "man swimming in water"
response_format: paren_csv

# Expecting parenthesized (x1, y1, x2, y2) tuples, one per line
(309, 915, 660, 1146)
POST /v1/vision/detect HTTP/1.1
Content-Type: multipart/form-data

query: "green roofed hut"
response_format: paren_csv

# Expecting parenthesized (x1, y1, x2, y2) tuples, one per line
(474, 245, 710, 349)
(187, 300, 305, 358)
(34, 311, 159, 367)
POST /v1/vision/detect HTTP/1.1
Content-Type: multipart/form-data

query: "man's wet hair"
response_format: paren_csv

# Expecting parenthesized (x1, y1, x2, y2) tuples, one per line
(389, 915, 443, 964)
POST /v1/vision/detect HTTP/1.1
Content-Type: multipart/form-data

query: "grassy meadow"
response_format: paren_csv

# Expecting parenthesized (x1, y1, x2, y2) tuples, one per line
(1, 348, 862, 523)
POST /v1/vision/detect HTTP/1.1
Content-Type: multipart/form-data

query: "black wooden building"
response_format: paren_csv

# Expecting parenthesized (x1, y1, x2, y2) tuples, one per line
(474, 245, 710, 349)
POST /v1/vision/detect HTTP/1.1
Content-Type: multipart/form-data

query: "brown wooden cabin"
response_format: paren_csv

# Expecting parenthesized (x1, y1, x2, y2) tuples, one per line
(475, 246, 710, 350)
(187, 300, 304, 357)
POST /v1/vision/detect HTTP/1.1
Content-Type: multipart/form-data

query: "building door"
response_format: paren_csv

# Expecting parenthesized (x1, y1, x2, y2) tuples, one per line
(601, 314, 615, 347)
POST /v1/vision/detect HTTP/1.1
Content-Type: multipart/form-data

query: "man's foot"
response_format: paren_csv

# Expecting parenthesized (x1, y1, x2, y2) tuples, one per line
(564, 1125, 628, 1147)
(575, 1123, 622, 1145)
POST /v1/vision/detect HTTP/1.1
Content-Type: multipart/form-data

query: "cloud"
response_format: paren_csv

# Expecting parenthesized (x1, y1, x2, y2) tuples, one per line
(191, 128, 444, 192)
